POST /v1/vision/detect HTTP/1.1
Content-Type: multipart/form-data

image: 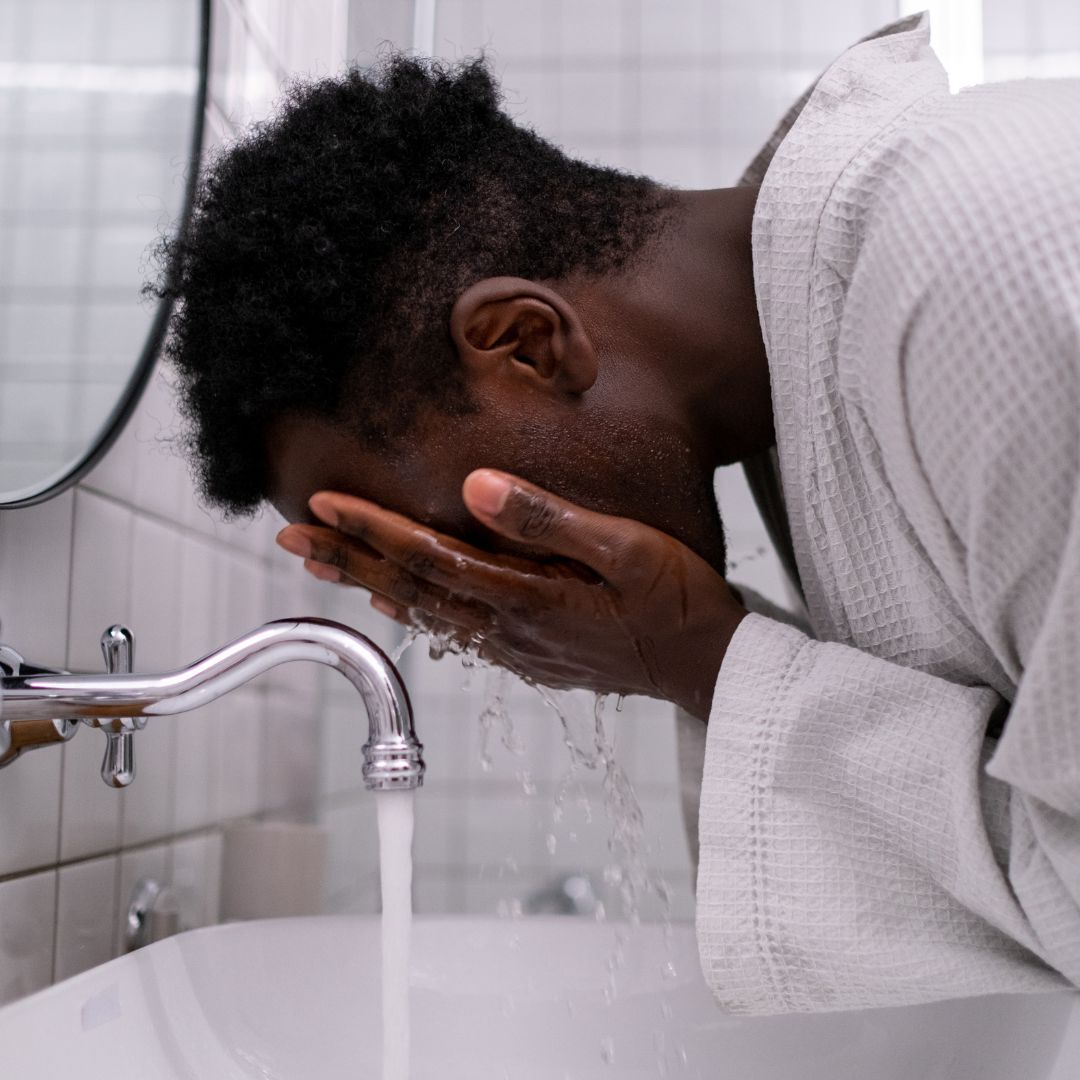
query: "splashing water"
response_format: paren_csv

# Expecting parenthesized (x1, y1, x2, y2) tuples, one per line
(600, 1036, 616, 1065)
(389, 625, 419, 665)
(536, 688, 671, 928)
(377, 790, 414, 1080)
(397, 620, 678, 1066)
(478, 667, 524, 772)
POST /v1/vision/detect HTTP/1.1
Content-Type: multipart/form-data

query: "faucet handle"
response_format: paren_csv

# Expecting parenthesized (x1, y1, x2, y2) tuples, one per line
(101, 625, 134, 676)
(99, 625, 137, 788)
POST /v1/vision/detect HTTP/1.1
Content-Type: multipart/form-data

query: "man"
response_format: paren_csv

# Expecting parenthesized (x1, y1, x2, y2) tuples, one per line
(157, 14, 1080, 1012)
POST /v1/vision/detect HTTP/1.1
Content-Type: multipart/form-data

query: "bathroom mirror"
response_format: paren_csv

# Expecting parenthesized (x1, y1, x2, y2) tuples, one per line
(0, 0, 209, 507)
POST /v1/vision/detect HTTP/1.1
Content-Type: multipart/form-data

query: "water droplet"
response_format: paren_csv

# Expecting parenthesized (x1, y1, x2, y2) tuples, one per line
(676, 1044, 688, 1067)
(661, 960, 678, 981)
(517, 769, 537, 795)
(501, 994, 516, 1017)
(599, 1036, 615, 1065)
(615, 694, 625, 712)
(480, 752, 493, 773)
(389, 625, 419, 664)
(661, 1000, 673, 1021)
(545, 833, 557, 855)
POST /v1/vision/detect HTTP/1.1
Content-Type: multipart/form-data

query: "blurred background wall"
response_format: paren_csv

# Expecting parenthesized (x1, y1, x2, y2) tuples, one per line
(1, 0, 1077, 1007)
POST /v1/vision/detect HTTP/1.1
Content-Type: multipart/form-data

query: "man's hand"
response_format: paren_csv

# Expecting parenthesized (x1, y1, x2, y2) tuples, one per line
(276, 470, 748, 721)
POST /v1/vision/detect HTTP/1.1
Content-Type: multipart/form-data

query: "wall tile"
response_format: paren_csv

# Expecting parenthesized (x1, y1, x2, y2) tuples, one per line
(640, 0, 704, 56)
(705, 0, 786, 56)
(639, 66, 703, 138)
(464, 786, 551, 871)
(318, 696, 369, 800)
(0, 748, 63, 877)
(261, 686, 320, 816)
(130, 373, 190, 528)
(790, 0, 880, 57)
(319, 797, 379, 914)
(0, 870, 57, 1006)
(119, 514, 181, 847)
(412, 792, 463, 871)
(616, 701, 681, 798)
(556, 0, 628, 59)
(60, 491, 133, 861)
(54, 855, 118, 982)
(559, 68, 627, 137)
(0, 490, 74, 659)
(82, 409, 140, 504)
(0, 494, 71, 875)
(217, 688, 264, 823)
(476, 0, 551, 60)
(66, 490, 134, 668)
(172, 831, 223, 931)
(174, 699, 221, 834)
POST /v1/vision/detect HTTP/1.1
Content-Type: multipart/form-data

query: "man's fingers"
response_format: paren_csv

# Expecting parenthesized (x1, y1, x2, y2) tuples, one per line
(282, 525, 494, 636)
(462, 469, 634, 576)
(305, 492, 549, 604)
(371, 594, 404, 621)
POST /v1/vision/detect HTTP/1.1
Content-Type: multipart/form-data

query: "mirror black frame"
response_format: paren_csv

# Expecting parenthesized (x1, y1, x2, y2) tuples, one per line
(1, 0, 212, 509)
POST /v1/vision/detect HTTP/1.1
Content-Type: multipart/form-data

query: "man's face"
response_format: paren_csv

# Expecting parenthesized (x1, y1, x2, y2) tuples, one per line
(267, 369, 728, 571)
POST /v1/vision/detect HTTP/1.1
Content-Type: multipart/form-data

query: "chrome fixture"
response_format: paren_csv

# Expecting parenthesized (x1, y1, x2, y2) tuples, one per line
(525, 873, 600, 917)
(0, 618, 423, 791)
(100, 624, 139, 787)
(125, 877, 181, 952)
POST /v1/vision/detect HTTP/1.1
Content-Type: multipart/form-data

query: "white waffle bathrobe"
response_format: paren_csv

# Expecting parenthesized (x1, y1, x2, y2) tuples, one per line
(684, 13, 1080, 1013)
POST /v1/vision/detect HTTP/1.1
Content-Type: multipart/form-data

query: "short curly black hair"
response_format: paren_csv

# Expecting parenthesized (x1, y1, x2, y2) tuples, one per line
(153, 53, 674, 516)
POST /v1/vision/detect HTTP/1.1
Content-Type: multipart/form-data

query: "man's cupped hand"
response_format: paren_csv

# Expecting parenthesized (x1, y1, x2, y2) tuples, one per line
(276, 470, 747, 721)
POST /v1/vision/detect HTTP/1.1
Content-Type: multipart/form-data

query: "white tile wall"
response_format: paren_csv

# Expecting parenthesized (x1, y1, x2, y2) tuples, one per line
(54, 855, 118, 982)
(0, 0, 353, 1008)
(0, 870, 56, 1002)
(983, 0, 1080, 80)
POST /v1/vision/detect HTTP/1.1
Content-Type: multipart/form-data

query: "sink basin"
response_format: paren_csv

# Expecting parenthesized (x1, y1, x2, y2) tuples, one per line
(0, 916, 1076, 1078)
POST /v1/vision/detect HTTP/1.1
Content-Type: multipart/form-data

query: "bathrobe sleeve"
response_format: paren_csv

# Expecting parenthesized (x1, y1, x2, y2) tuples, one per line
(695, 131, 1080, 1015)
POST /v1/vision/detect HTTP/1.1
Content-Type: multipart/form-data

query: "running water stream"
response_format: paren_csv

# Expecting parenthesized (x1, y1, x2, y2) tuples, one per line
(377, 790, 415, 1080)
(383, 623, 678, 1075)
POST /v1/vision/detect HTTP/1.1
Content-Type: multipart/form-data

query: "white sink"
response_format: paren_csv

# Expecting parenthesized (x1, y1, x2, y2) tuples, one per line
(0, 916, 1076, 1078)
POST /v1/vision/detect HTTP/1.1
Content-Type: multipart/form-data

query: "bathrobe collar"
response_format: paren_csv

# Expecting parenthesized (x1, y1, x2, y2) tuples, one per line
(735, 11, 948, 603)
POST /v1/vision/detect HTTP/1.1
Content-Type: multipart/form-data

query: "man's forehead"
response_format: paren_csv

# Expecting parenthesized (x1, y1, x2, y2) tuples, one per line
(264, 411, 476, 538)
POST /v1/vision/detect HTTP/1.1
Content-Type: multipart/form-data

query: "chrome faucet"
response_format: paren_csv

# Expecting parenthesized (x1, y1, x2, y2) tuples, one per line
(0, 618, 423, 791)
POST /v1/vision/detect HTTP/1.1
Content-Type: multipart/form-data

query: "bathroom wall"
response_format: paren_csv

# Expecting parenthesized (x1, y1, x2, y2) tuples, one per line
(982, 0, 1080, 80)
(0, 0, 374, 1007)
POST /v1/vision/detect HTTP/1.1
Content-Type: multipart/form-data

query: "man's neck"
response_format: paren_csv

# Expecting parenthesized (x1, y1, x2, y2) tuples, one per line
(569, 185, 774, 470)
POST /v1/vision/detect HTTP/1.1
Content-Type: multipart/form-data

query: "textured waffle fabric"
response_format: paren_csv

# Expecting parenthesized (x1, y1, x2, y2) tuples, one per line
(691, 12, 1080, 1012)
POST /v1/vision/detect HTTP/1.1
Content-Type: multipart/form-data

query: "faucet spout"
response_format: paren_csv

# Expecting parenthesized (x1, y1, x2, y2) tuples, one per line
(0, 618, 423, 790)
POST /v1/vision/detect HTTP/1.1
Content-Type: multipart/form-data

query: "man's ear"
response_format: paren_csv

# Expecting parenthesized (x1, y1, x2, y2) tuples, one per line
(449, 276, 598, 394)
